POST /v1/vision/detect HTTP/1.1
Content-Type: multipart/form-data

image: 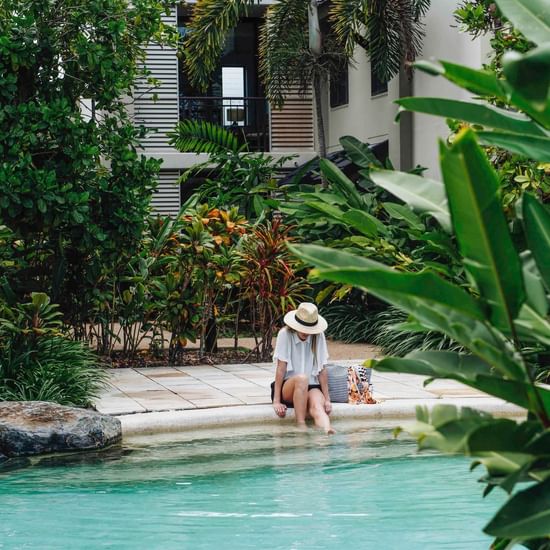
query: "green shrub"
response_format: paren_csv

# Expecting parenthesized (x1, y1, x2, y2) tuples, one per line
(370, 307, 463, 356)
(0, 293, 107, 407)
(293, 0, 550, 545)
(320, 302, 378, 343)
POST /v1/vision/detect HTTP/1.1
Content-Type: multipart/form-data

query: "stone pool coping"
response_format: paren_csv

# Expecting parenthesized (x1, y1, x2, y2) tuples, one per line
(94, 360, 524, 436)
(119, 398, 523, 436)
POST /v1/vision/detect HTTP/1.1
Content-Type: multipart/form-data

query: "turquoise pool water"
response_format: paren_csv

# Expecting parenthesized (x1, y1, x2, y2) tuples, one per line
(0, 423, 502, 549)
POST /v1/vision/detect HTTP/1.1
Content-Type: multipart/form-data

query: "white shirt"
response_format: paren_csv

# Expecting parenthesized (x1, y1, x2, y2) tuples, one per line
(273, 327, 329, 385)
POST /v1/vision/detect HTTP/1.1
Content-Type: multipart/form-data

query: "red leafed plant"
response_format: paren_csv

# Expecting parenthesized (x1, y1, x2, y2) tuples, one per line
(239, 218, 310, 361)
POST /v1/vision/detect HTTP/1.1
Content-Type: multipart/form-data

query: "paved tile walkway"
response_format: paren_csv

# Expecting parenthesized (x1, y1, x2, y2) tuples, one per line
(95, 359, 489, 416)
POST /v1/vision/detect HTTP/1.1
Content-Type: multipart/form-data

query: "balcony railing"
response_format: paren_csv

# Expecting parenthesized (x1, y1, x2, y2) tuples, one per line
(179, 96, 270, 152)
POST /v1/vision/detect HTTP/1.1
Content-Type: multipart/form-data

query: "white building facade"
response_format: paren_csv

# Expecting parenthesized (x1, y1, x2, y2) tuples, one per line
(135, 2, 487, 215)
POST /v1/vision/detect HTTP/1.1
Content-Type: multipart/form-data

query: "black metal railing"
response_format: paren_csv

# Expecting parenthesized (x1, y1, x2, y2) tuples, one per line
(179, 96, 270, 152)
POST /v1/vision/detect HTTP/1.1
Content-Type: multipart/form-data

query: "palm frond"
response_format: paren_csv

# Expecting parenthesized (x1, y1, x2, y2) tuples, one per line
(259, 0, 349, 108)
(259, 0, 309, 107)
(183, 0, 257, 91)
(329, 0, 370, 55)
(330, 0, 430, 83)
(168, 119, 241, 154)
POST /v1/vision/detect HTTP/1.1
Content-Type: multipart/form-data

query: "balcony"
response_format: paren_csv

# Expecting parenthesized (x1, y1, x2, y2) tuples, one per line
(179, 96, 270, 152)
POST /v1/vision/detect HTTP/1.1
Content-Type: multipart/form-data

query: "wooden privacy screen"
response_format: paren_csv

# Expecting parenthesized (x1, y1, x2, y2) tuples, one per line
(270, 87, 315, 152)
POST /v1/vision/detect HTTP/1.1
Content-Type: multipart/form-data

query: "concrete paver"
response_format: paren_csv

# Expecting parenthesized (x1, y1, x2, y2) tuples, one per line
(96, 361, 490, 416)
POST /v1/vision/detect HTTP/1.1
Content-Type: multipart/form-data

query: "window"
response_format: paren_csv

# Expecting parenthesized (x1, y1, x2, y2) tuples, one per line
(371, 140, 389, 165)
(330, 64, 349, 108)
(371, 65, 388, 96)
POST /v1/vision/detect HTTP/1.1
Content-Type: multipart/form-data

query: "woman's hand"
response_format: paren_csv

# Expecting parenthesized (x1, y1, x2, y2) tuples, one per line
(273, 401, 287, 418)
(324, 399, 332, 415)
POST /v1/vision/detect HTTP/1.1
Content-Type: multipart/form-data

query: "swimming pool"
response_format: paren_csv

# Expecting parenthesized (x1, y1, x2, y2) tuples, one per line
(0, 422, 501, 549)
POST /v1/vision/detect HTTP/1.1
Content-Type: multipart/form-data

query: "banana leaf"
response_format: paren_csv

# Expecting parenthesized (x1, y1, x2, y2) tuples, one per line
(440, 130, 525, 333)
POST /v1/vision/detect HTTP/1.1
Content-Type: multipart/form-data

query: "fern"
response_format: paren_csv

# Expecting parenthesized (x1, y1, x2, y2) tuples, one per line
(168, 119, 242, 154)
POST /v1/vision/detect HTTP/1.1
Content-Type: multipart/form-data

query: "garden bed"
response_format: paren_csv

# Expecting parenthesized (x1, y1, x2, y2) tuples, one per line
(103, 347, 261, 369)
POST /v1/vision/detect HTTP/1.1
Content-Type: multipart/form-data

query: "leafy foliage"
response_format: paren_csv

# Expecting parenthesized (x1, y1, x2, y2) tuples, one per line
(292, 1, 550, 547)
(170, 120, 293, 219)
(239, 219, 310, 360)
(170, 119, 241, 154)
(0, 294, 106, 406)
(0, 0, 176, 347)
(369, 306, 464, 356)
(183, 0, 432, 93)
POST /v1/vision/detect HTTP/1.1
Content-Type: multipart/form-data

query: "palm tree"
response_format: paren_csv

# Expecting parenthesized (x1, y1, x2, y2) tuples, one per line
(183, 0, 431, 158)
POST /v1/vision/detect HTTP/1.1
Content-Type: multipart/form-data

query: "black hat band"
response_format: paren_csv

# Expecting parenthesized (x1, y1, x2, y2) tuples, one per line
(295, 315, 318, 327)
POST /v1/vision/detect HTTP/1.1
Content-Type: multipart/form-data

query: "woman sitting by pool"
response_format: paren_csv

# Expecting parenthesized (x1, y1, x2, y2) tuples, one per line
(271, 303, 335, 434)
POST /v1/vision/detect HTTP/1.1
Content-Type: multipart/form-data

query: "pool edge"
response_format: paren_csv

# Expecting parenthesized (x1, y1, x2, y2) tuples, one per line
(118, 397, 524, 436)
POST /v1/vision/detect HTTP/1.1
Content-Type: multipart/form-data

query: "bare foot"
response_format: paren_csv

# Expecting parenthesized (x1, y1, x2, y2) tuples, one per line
(295, 422, 309, 432)
(326, 427, 336, 435)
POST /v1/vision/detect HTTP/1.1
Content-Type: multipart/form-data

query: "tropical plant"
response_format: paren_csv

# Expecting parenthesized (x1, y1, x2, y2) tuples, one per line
(369, 306, 464, 356)
(291, 0, 550, 546)
(0, 0, 176, 344)
(169, 119, 291, 219)
(281, 135, 462, 288)
(0, 293, 107, 407)
(452, 2, 550, 209)
(238, 219, 310, 360)
(182, 0, 431, 157)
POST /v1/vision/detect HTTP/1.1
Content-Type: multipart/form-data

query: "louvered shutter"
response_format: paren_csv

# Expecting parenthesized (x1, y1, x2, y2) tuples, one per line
(151, 171, 181, 217)
(270, 87, 314, 152)
(134, 11, 181, 215)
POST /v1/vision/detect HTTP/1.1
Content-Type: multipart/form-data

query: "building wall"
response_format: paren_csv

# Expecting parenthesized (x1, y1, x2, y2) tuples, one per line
(326, 52, 401, 167)
(134, 10, 181, 216)
(327, 1, 488, 176)
(412, 2, 490, 178)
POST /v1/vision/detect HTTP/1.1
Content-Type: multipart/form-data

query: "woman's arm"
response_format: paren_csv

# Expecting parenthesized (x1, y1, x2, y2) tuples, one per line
(273, 359, 288, 417)
(318, 368, 332, 414)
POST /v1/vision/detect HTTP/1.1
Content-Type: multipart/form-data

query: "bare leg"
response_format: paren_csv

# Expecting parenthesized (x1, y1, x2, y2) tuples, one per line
(307, 388, 335, 434)
(282, 374, 309, 426)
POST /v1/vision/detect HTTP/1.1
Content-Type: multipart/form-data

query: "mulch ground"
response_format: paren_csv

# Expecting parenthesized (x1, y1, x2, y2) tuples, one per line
(102, 347, 267, 369)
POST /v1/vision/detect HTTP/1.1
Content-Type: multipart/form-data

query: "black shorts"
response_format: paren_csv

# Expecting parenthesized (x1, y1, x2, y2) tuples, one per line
(270, 380, 321, 409)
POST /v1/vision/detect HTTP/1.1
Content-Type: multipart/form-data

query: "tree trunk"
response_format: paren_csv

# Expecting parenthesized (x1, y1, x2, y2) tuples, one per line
(312, 73, 327, 160)
(309, 1, 327, 162)
(399, 65, 414, 171)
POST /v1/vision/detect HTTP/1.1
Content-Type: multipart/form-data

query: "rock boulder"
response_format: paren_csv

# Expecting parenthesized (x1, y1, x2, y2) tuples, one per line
(0, 401, 122, 457)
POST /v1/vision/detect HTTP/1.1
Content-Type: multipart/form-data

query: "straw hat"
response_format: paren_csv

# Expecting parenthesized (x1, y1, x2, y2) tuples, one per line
(283, 302, 327, 335)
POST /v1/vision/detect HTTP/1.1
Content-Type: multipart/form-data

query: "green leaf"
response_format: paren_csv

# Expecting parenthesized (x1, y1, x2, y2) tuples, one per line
(339, 136, 383, 168)
(382, 202, 424, 231)
(403, 405, 496, 453)
(520, 251, 548, 317)
(342, 209, 379, 237)
(292, 244, 525, 380)
(292, 244, 485, 321)
(369, 170, 451, 232)
(477, 131, 550, 162)
(495, 0, 550, 46)
(376, 352, 539, 408)
(503, 45, 550, 112)
(375, 352, 493, 383)
(415, 60, 507, 101)
(304, 201, 345, 222)
(320, 159, 363, 209)
(523, 193, 550, 292)
(169, 119, 241, 154)
(37, 199, 47, 213)
(440, 130, 525, 333)
(397, 97, 547, 137)
(295, 192, 348, 206)
(515, 304, 550, 346)
(484, 476, 550, 538)
(31, 292, 50, 308)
